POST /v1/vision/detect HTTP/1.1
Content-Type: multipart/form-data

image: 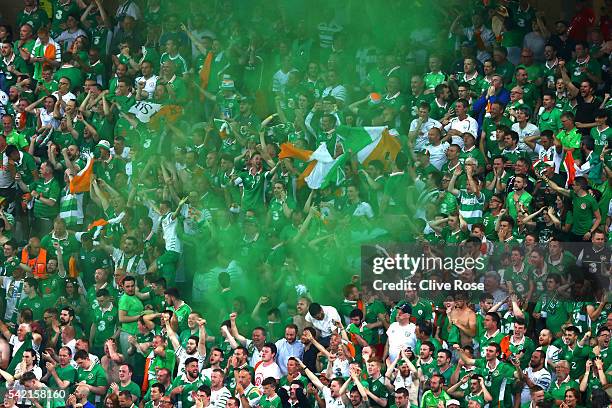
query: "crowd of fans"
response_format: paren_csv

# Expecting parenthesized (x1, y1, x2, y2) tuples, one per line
(0, 0, 609, 407)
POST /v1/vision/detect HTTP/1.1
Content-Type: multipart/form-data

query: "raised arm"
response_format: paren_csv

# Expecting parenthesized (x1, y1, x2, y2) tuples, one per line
(541, 174, 570, 197)
(447, 166, 462, 196)
(559, 62, 579, 98)
(297, 358, 325, 390)
(197, 319, 208, 356)
(229, 312, 248, 346)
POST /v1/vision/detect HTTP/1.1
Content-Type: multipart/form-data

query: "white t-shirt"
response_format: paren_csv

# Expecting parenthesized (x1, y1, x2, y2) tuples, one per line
(352, 202, 374, 219)
(425, 142, 450, 170)
(39, 108, 59, 129)
(254, 361, 282, 387)
(386, 322, 417, 361)
(305, 305, 341, 337)
(444, 115, 478, 147)
(511, 122, 540, 151)
(410, 118, 442, 151)
(175, 346, 205, 377)
(161, 212, 182, 253)
(134, 75, 158, 99)
(321, 386, 347, 408)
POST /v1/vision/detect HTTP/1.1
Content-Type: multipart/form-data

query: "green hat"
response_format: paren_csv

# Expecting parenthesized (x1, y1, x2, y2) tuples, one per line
(516, 104, 531, 116)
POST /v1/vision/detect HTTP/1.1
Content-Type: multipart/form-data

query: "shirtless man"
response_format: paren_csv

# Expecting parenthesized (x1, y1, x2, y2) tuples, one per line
(448, 292, 476, 346)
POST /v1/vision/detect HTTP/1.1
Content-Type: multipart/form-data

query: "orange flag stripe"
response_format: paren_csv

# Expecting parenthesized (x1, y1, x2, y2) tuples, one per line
(87, 219, 108, 230)
(278, 143, 313, 161)
(362, 129, 401, 169)
(69, 157, 94, 193)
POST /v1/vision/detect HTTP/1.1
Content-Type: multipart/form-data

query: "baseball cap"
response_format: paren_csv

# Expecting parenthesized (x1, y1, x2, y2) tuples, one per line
(446, 400, 461, 407)
(398, 303, 412, 314)
(96, 140, 111, 151)
(516, 105, 531, 116)
(369, 92, 382, 105)
(221, 76, 235, 90)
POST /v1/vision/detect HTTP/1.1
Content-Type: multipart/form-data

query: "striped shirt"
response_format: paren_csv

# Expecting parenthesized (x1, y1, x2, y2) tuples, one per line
(59, 187, 84, 228)
(458, 190, 485, 228)
(211, 386, 232, 408)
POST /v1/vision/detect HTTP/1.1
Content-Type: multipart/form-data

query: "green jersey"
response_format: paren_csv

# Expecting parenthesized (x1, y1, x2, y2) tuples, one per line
(477, 330, 505, 354)
(556, 128, 581, 149)
(41, 232, 80, 267)
(568, 58, 601, 83)
(238, 169, 270, 211)
(76, 363, 108, 405)
(48, 364, 76, 390)
(171, 373, 207, 408)
(547, 378, 580, 402)
(457, 190, 485, 226)
(118, 293, 144, 335)
(423, 72, 447, 90)
(538, 108, 562, 133)
(171, 302, 193, 333)
(383, 172, 410, 214)
(0, 55, 30, 88)
(534, 295, 571, 336)
(558, 343, 590, 378)
(268, 197, 296, 232)
(474, 358, 516, 407)
(367, 376, 389, 408)
(420, 389, 450, 408)
(92, 305, 118, 347)
(260, 394, 282, 408)
(29, 178, 60, 220)
(18, 294, 47, 321)
(418, 358, 438, 382)
(14, 151, 37, 185)
(569, 191, 598, 235)
(429, 99, 450, 121)
(16, 8, 49, 33)
(590, 126, 612, 156)
(506, 191, 532, 220)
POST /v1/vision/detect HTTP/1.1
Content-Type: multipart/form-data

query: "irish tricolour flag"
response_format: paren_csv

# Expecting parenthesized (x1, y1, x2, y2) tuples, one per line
(279, 126, 400, 189)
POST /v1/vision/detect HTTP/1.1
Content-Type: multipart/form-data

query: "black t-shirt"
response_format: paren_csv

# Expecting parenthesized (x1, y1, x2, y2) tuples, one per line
(575, 95, 602, 135)
(548, 35, 576, 61)
(579, 245, 611, 287)
(302, 345, 318, 373)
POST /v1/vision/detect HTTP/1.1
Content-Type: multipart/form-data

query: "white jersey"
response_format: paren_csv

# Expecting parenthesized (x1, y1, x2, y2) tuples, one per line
(444, 115, 478, 147)
(111, 248, 147, 276)
(210, 386, 232, 408)
(175, 346, 205, 377)
(39, 108, 59, 129)
(0, 151, 12, 188)
(426, 142, 450, 170)
(305, 306, 341, 337)
(161, 212, 182, 253)
(134, 75, 158, 99)
(520, 367, 552, 404)
(321, 387, 347, 408)
(254, 361, 281, 387)
(2, 277, 23, 322)
(410, 118, 442, 151)
(386, 322, 417, 361)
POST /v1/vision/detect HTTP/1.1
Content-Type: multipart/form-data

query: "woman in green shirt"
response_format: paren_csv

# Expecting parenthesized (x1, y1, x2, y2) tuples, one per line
(562, 388, 585, 408)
